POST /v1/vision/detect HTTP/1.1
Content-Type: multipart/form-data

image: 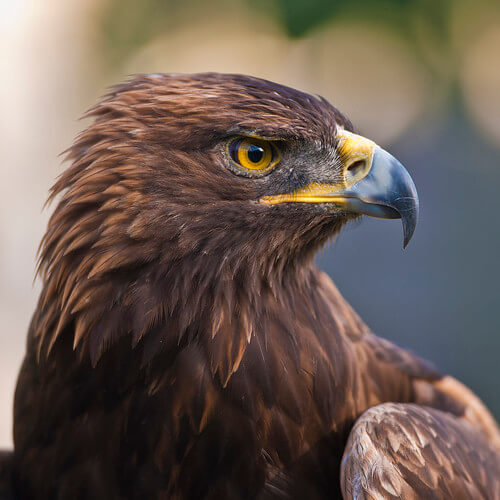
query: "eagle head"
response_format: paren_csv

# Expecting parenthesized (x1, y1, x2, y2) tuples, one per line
(35, 73, 418, 364)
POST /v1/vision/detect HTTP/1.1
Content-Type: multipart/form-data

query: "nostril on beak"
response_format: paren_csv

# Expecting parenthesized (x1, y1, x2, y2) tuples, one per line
(344, 159, 369, 185)
(347, 160, 366, 175)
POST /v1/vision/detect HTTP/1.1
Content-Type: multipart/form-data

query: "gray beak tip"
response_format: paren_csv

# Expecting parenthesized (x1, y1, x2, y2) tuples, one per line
(402, 233, 411, 250)
(401, 204, 418, 249)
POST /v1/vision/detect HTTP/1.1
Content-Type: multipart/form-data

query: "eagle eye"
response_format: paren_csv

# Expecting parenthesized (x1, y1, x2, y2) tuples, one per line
(227, 137, 280, 174)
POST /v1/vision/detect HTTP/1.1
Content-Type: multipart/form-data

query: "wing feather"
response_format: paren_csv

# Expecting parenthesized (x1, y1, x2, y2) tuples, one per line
(341, 403, 500, 499)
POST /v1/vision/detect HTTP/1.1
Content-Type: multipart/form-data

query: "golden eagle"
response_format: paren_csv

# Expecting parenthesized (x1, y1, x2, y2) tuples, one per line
(2, 74, 499, 499)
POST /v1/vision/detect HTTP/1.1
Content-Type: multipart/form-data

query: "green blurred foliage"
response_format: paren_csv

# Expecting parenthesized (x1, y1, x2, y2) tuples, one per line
(97, 0, 498, 96)
(259, 0, 416, 38)
(99, 0, 456, 67)
(258, 0, 457, 80)
(262, 0, 342, 37)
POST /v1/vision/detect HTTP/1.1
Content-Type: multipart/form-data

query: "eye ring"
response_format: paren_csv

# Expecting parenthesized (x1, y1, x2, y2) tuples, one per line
(226, 137, 280, 174)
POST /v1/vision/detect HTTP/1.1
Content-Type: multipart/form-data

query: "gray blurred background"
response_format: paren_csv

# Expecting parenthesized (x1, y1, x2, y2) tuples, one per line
(0, 0, 499, 447)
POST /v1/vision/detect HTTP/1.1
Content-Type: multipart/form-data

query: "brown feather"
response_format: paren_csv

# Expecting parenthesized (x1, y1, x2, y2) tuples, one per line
(341, 403, 500, 499)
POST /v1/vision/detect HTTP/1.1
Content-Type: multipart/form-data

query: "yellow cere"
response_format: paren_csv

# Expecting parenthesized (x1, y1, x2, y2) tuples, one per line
(337, 130, 375, 187)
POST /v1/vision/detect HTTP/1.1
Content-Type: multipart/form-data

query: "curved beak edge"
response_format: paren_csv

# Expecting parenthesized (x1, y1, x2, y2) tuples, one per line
(338, 147, 419, 249)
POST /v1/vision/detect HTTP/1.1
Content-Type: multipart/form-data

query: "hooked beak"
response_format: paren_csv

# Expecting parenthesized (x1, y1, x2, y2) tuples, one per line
(260, 130, 419, 248)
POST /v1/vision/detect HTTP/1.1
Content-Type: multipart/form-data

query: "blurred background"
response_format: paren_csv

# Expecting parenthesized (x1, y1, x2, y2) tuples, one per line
(0, 0, 499, 447)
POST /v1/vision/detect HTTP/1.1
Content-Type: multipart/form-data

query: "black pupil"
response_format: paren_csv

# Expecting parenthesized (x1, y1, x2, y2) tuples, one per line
(247, 144, 264, 163)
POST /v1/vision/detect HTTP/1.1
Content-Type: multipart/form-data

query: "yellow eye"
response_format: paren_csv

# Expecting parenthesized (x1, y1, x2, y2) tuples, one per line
(228, 137, 280, 172)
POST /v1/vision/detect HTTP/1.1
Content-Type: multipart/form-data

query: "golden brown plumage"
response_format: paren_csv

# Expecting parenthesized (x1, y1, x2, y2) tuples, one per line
(5, 73, 500, 499)
(341, 402, 500, 499)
